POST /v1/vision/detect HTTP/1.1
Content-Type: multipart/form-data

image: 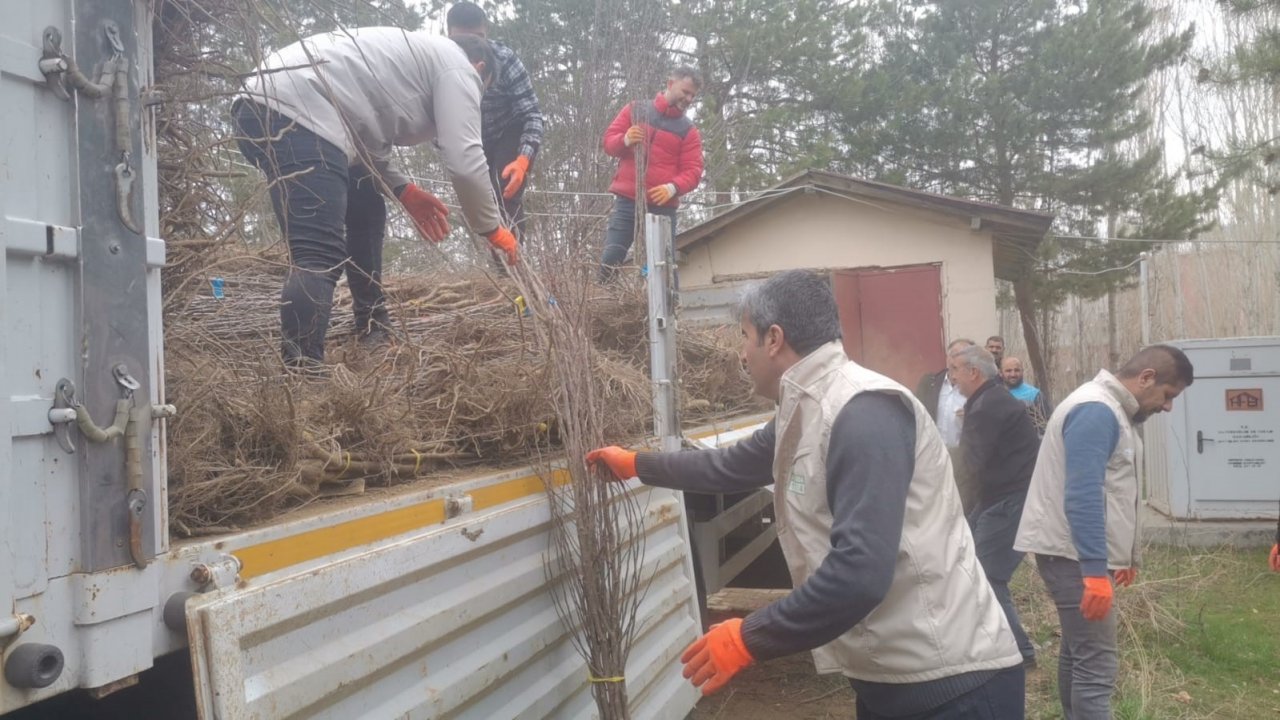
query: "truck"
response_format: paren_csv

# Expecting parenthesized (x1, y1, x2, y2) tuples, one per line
(1, 2, 775, 717)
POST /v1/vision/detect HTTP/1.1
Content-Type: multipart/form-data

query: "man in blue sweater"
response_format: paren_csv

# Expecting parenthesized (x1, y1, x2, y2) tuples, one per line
(588, 270, 1023, 718)
(1016, 345, 1194, 719)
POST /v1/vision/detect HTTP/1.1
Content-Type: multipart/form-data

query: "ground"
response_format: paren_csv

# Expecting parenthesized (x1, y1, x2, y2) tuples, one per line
(692, 546, 1280, 720)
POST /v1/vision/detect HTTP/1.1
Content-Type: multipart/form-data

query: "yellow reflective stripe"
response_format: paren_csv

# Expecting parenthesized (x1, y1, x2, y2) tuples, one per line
(236, 498, 447, 579)
(234, 470, 572, 579)
(471, 468, 570, 511)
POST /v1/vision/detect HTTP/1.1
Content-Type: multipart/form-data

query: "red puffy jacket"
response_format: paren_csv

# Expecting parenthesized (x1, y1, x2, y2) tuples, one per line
(603, 93, 704, 208)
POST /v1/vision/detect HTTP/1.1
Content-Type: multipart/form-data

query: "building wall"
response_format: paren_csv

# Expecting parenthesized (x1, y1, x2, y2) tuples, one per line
(678, 193, 999, 344)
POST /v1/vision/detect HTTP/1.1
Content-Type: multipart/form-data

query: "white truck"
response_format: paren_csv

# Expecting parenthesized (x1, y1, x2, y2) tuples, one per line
(1, 2, 774, 717)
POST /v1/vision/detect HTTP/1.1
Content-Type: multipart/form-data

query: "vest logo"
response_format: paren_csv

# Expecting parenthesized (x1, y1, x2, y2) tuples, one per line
(788, 468, 806, 495)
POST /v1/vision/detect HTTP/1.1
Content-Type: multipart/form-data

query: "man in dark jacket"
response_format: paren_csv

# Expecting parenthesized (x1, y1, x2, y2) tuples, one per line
(447, 3, 544, 245)
(949, 344, 1039, 668)
(598, 66, 705, 281)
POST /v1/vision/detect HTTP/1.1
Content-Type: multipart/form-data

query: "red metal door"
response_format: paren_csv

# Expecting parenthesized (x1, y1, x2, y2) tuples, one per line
(831, 265, 945, 389)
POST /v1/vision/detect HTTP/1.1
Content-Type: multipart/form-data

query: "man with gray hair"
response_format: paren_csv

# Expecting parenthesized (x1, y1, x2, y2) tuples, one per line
(588, 270, 1024, 717)
(947, 344, 1040, 669)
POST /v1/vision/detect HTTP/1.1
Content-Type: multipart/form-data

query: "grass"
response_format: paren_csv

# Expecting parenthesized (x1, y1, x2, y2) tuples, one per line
(1017, 545, 1280, 719)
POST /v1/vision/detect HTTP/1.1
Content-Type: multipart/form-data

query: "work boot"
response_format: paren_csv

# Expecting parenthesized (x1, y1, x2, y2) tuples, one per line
(354, 306, 394, 350)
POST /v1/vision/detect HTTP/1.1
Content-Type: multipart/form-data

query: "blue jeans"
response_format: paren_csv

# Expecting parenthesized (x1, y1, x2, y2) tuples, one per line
(232, 100, 389, 365)
(852, 666, 1025, 719)
(1036, 554, 1119, 720)
(599, 195, 677, 282)
(970, 491, 1035, 662)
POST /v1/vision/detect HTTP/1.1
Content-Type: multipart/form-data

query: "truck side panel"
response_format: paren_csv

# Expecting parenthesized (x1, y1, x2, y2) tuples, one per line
(186, 484, 701, 719)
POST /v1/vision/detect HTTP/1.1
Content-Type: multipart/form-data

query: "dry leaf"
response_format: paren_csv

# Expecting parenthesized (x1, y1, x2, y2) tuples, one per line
(1173, 691, 1193, 704)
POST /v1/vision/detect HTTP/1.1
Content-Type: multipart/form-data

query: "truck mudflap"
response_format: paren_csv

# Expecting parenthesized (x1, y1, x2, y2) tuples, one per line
(184, 481, 702, 720)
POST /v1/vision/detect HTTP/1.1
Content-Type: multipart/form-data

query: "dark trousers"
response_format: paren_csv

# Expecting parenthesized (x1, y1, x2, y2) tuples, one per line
(599, 195, 677, 282)
(484, 123, 528, 240)
(852, 666, 1025, 720)
(232, 100, 389, 365)
(969, 491, 1036, 662)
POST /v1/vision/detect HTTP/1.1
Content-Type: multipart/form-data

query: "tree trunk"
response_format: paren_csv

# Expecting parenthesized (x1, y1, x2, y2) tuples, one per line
(1013, 276, 1051, 404)
(1107, 289, 1119, 369)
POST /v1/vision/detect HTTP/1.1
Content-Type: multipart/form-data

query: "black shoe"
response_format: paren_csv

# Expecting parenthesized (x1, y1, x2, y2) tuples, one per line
(357, 325, 393, 350)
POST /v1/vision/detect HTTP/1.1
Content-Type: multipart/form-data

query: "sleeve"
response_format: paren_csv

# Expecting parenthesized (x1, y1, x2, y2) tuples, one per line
(739, 392, 915, 660)
(370, 152, 409, 193)
(602, 103, 634, 158)
(432, 68, 502, 234)
(505, 56, 543, 159)
(670, 125, 704, 195)
(958, 396, 999, 489)
(634, 420, 777, 493)
(1062, 402, 1120, 576)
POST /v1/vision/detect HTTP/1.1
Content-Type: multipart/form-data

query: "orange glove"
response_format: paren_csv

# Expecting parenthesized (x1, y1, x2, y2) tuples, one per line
(501, 155, 530, 199)
(647, 183, 676, 205)
(680, 618, 754, 696)
(1270, 544, 1279, 573)
(398, 184, 450, 242)
(1113, 568, 1137, 587)
(1081, 576, 1114, 621)
(486, 226, 517, 265)
(624, 125, 645, 147)
(585, 446, 637, 481)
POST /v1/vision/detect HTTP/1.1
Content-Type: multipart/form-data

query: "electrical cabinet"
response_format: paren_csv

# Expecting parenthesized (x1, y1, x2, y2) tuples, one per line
(1146, 338, 1280, 520)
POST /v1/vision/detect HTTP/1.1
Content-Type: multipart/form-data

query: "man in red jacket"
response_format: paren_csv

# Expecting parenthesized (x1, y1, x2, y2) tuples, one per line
(599, 67, 705, 281)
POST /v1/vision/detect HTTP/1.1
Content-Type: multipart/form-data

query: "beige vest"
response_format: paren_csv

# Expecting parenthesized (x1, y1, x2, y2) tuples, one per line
(1014, 369, 1143, 568)
(772, 342, 1020, 681)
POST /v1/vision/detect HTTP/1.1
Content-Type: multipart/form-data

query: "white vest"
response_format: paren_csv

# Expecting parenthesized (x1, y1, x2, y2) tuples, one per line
(772, 343, 1020, 681)
(1014, 369, 1143, 568)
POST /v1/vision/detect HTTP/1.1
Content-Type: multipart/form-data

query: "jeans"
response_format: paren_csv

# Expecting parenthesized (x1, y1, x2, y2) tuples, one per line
(599, 195, 677, 282)
(969, 491, 1035, 662)
(232, 100, 389, 365)
(1036, 554, 1119, 720)
(851, 665, 1025, 720)
(484, 123, 528, 241)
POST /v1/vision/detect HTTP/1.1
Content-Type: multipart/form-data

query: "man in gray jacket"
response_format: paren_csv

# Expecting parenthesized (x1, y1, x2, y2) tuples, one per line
(1016, 345, 1194, 719)
(588, 270, 1024, 719)
(235, 29, 517, 367)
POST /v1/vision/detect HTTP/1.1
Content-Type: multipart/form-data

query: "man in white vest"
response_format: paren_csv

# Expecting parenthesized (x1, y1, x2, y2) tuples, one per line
(1015, 345, 1194, 719)
(588, 270, 1024, 718)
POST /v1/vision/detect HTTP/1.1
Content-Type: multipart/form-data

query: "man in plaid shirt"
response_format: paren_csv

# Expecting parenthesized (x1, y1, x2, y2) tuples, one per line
(448, 2, 544, 248)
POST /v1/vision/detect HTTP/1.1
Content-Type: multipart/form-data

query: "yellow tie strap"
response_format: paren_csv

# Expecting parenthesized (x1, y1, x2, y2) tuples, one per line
(588, 674, 625, 684)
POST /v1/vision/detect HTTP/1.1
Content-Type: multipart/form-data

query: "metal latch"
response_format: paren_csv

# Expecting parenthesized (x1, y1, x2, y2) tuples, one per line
(113, 363, 140, 397)
(49, 379, 78, 453)
(38, 22, 140, 234)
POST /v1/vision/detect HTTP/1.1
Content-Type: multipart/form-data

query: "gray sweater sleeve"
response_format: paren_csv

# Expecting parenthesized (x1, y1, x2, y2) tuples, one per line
(739, 392, 916, 661)
(633, 420, 777, 493)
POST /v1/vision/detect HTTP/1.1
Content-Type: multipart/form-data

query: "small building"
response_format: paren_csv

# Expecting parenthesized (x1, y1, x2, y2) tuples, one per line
(676, 170, 1054, 388)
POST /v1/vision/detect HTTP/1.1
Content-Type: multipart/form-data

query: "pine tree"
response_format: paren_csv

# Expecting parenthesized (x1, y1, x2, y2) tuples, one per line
(838, 0, 1218, 399)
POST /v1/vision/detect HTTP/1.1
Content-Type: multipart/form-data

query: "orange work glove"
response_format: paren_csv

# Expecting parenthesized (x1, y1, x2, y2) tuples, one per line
(486, 226, 517, 265)
(1113, 568, 1137, 587)
(647, 183, 676, 205)
(585, 446, 637, 481)
(623, 125, 645, 148)
(501, 155, 531, 199)
(1270, 544, 1279, 573)
(398, 183, 450, 242)
(680, 618, 754, 696)
(1081, 576, 1114, 621)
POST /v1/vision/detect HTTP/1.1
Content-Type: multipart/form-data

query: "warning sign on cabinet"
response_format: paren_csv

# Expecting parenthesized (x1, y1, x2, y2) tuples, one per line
(1225, 388, 1263, 411)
